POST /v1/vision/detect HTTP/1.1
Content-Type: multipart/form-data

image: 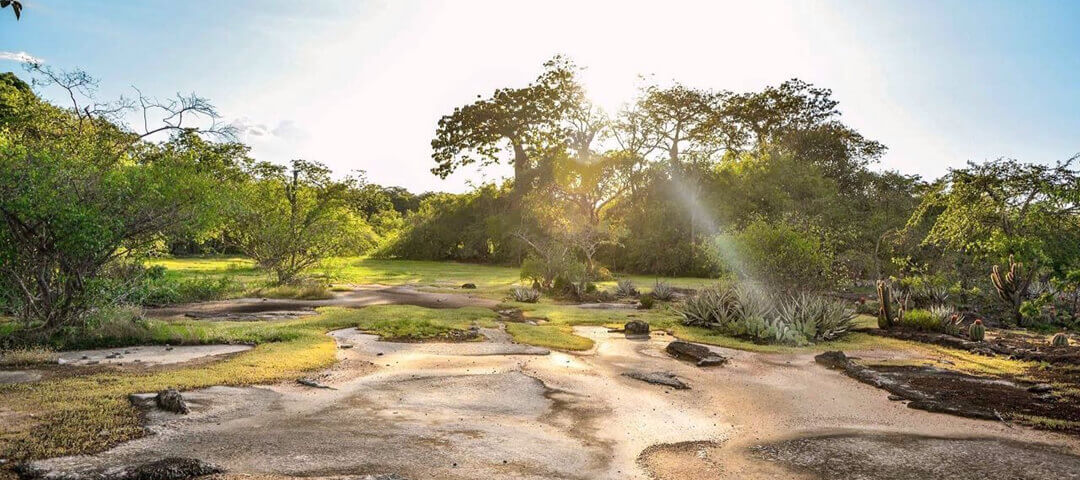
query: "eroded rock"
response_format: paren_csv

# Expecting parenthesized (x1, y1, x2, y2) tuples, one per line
(665, 341, 727, 367)
(623, 371, 689, 389)
(155, 389, 189, 414)
(16, 457, 223, 480)
(624, 320, 650, 336)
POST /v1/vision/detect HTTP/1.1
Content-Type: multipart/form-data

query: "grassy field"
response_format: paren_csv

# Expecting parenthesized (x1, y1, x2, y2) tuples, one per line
(148, 256, 722, 300)
(0, 305, 497, 461)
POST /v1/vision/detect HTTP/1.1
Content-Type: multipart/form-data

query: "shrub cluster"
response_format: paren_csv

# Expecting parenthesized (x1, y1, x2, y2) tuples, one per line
(679, 284, 855, 345)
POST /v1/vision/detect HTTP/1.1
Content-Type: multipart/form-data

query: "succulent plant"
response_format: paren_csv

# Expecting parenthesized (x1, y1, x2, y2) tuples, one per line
(876, 280, 894, 329)
(510, 286, 541, 303)
(615, 279, 638, 298)
(990, 255, 1033, 325)
(651, 280, 675, 301)
(1051, 332, 1070, 347)
(969, 319, 986, 342)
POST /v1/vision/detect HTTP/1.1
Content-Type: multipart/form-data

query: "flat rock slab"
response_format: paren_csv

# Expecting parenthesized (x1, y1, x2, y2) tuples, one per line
(623, 371, 689, 389)
(665, 341, 727, 367)
(17, 456, 223, 480)
(0, 370, 42, 384)
(752, 432, 1080, 480)
(330, 328, 550, 356)
(57, 344, 253, 366)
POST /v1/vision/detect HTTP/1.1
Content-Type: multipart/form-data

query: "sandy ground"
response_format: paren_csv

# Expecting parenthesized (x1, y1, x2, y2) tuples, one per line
(147, 285, 499, 319)
(25, 324, 1080, 479)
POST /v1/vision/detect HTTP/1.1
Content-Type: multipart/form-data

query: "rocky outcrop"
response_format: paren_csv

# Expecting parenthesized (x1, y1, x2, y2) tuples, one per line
(624, 320, 650, 336)
(623, 371, 689, 389)
(665, 341, 727, 367)
(155, 389, 189, 414)
(16, 457, 223, 480)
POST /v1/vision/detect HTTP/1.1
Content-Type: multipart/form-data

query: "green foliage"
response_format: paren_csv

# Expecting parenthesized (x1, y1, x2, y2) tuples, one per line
(650, 280, 675, 301)
(509, 286, 541, 303)
(678, 283, 854, 345)
(229, 159, 376, 284)
(730, 219, 833, 291)
(638, 294, 655, 310)
(615, 279, 638, 297)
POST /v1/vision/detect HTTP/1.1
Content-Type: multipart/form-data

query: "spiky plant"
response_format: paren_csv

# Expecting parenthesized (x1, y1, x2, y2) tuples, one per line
(678, 284, 738, 327)
(651, 280, 675, 301)
(969, 319, 986, 342)
(991, 255, 1033, 325)
(877, 280, 894, 329)
(615, 279, 638, 298)
(929, 305, 963, 336)
(510, 286, 541, 303)
(1051, 332, 1070, 347)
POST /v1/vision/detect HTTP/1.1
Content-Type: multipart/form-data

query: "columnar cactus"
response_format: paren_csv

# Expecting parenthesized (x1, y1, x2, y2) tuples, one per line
(1051, 332, 1070, 347)
(877, 280, 894, 329)
(990, 255, 1033, 325)
(969, 319, 986, 342)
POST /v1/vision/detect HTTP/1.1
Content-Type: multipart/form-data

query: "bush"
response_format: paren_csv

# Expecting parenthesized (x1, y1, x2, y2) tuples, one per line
(729, 219, 834, 292)
(510, 286, 541, 303)
(898, 308, 938, 332)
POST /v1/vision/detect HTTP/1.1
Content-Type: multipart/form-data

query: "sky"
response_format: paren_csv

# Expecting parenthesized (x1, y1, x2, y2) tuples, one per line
(1, 0, 1078, 193)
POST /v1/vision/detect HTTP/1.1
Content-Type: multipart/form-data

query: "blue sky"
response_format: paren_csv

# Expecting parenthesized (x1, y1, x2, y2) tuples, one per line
(1, 0, 1078, 192)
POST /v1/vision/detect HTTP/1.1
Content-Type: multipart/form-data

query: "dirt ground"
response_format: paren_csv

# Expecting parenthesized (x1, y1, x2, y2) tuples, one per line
(23, 322, 1080, 480)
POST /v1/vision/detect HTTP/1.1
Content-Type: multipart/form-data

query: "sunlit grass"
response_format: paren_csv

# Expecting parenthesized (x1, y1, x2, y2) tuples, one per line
(504, 323, 594, 351)
(0, 305, 492, 461)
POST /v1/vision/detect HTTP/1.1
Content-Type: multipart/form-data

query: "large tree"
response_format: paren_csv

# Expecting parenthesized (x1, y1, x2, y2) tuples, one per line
(431, 56, 582, 194)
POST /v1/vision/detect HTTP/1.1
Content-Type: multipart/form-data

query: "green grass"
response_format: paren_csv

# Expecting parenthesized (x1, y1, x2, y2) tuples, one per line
(0, 305, 492, 462)
(505, 323, 594, 351)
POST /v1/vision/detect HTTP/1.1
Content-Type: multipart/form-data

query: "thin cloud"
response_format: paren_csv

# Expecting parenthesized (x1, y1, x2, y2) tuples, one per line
(0, 51, 43, 63)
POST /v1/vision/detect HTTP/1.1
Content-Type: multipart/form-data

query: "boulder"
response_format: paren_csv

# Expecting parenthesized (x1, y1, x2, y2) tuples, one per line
(624, 320, 650, 336)
(461, 283, 477, 289)
(155, 389, 189, 414)
(665, 341, 727, 367)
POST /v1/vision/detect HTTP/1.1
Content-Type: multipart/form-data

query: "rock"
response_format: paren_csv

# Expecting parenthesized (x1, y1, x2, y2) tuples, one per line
(665, 341, 727, 367)
(297, 378, 336, 390)
(623, 371, 689, 389)
(1028, 383, 1053, 394)
(814, 351, 849, 369)
(624, 320, 650, 336)
(461, 283, 477, 289)
(155, 389, 190, 414)
(18, 457, 226, 480)
(339, 344, 354, 349)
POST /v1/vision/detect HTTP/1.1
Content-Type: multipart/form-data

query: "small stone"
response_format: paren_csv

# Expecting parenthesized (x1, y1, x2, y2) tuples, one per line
(155, 388, 190, 414)
(339, 344, 354, 349)
(888, 394, 905, 401)
(1027, 384, 1053, 394)
(665, 341, 727, 367)
(623, 371, 690, 389)
(461, 283, 477, 289)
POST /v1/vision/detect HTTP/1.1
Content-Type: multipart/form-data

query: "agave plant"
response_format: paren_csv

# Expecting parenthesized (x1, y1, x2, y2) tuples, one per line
(510, 286, 541, 303)
(651, 280, 675, 301)
(678, 284, 738, 327)
(615, 279, 638, 297)
(929, 304, 962, 336)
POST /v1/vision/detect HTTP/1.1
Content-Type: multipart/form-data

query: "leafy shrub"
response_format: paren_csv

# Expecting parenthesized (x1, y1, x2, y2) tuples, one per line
(510, 286, 541, 303)
(251, 280, 334, 300)
(729, 219, 834, 292)
(651, 280, 675, 301)
(898, 308, 938, 332)
(141, 275, 238, 306)
(615, 279, 638, 297)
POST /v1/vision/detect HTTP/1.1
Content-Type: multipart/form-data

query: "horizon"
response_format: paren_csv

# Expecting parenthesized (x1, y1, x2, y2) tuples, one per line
(1, 0, 1078, 192)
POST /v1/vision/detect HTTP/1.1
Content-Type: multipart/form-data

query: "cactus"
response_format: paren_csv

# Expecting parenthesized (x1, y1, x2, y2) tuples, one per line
(1051, 332, 1070, 347)
(876, 280, 894, 329)
(990, 255, 1033, 325)
(969, 319, 986, 342)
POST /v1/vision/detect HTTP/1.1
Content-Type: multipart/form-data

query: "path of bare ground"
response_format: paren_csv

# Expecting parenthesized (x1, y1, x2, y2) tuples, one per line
(23, 321, 1080, 480)
(146, 285, 499, 319)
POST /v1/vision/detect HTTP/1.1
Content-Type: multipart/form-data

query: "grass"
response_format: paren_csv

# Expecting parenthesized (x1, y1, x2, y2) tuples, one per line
(0, 346, 57, 367)
(505, 323, 594, 351)
(0, 305, 492, 462)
